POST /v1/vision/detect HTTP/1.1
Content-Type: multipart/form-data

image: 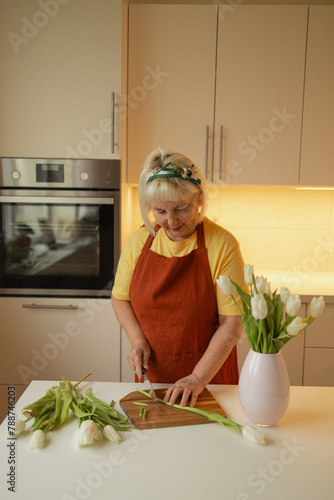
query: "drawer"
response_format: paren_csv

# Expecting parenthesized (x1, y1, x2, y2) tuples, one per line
(305, 303, 334, 348)
(303, 347, 334, 386)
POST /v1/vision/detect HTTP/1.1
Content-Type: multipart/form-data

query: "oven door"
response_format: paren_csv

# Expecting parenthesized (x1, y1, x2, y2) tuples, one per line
(0, 192, 119, 297)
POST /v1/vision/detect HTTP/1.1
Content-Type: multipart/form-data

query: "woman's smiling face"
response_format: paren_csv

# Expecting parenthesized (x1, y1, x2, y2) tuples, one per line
(151, 194, 201, 242)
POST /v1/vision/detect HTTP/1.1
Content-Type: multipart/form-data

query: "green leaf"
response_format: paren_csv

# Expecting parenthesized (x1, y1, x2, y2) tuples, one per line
(274, 297, 284, 333)
(230, 279, 251, 308)
(70, 401, 94, 419)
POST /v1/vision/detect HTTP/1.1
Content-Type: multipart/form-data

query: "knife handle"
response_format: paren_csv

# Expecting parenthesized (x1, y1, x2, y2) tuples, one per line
(141, 366, 147, 376)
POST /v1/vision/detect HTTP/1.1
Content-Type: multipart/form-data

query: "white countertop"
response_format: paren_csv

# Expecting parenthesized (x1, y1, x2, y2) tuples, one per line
(1, 382, 333, 500)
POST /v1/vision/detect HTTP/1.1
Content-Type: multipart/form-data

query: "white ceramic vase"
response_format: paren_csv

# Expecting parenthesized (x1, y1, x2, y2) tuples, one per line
(238, 349, 290, 426)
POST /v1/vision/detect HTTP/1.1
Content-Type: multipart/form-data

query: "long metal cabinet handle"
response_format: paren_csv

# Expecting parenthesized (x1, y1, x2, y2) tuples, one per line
(205, 125, 210, 179)
(22, 304, 79, 310)
(111, 91, 115, 154)
(219, 125, 224, 180)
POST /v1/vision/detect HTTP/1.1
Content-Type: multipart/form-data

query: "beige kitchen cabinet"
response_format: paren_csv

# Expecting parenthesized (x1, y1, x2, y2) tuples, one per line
(300, 6, 334, 186)
(127, 4, 217, 183)
(127, 4, 308, 185)
(0, 0, 121, 159)
(303, 302, 334, 386)
(0, 297, 121, 390)
(213, 5, 307, 185)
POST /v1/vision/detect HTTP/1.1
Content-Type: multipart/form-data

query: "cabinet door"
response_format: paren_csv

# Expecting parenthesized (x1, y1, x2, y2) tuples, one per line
(127, 5, 217, 183)
(0, 297, 121, 385)
(304, 348, 334, 387)
(300, 6, 334, 186)
(214, 6, 308, 185)
(0, 0, 121, 159)
(303, 303, 334, 386)
(305, 303, 334, 348)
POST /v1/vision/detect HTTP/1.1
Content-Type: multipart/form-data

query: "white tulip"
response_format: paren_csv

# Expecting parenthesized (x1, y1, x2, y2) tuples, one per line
(103, 425, 121, 444)
(29, 430, 45, 449)
(242, 425, 266, 445)
(216, 275, 234, 296)
(280, 287, 291, 304)
(264, 281, 272, 298)
(73, 420, 97, 447)
(251, 293, 268, 320)
(14, 419, 25, 435)
(244, 264, 254, 286)
(285, 294, 301, 317)
(308, 296, 325, 318)
(286, 316, 305, 336)
(255, 276, 267, 294)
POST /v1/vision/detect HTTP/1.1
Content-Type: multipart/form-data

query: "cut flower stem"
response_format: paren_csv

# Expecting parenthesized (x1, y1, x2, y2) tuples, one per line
(135, 388, 265, 445)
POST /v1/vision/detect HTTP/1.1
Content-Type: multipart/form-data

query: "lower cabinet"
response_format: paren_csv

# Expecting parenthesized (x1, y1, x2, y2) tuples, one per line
(303, 302, 334, 386)
(0, 297, 121, 393)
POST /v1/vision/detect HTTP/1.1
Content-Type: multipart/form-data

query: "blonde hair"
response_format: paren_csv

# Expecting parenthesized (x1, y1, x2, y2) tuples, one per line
(139, 148, 208, 235)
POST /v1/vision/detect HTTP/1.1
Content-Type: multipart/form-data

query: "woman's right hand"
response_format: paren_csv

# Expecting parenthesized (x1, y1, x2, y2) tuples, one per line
(127, 338, 151, 379)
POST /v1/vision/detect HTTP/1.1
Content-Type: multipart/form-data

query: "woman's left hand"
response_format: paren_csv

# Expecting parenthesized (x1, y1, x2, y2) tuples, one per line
(163, 374, 206, 407)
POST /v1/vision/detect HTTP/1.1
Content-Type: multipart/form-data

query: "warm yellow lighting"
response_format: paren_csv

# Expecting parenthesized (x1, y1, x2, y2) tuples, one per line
(294, 186, 334, 190)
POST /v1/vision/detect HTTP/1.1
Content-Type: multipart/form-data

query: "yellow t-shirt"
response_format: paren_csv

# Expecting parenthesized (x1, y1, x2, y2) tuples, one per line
(112, 217, 246, 315)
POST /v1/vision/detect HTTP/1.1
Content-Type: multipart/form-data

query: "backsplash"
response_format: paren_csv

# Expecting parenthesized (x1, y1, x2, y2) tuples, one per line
(121, 185, 334, 295)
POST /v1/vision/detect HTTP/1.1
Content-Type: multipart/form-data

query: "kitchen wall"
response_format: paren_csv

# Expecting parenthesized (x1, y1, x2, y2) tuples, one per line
(121, 184, 334, 296)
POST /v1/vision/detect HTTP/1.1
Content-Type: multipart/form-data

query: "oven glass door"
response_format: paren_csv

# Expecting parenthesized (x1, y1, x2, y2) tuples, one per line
(0, 196, 117, 296)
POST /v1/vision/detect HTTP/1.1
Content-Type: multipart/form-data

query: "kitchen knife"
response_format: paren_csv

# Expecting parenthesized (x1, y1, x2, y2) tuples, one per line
(141, 367, 157, 401)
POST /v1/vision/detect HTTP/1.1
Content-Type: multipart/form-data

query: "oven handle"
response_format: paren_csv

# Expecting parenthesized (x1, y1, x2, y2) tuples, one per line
(22, 303, 79, 310)
(0, 196, 114, 205)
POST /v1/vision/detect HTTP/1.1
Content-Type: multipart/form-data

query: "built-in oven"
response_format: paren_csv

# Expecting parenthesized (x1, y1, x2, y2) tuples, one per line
(0, 158, 120, 297)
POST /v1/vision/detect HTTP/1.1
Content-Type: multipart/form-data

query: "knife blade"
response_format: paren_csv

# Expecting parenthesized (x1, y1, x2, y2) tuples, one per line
(141, 367, 157, 401)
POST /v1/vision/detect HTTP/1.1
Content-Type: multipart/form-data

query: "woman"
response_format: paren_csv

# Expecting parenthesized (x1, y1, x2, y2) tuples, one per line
(112, 148, 246, 407)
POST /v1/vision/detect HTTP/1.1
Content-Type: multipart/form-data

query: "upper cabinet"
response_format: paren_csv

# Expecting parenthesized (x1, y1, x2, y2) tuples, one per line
(300, 6, 334, 186)
(127, 5, 217, 183)
(0, 0, 122, 159)
(213, 6, 307, 185)
(127, 4, 308, 184)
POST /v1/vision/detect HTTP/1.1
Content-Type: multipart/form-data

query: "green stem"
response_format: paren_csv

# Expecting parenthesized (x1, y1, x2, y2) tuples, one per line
(231, 295, 243, 316)
(73, 372, 92, 388)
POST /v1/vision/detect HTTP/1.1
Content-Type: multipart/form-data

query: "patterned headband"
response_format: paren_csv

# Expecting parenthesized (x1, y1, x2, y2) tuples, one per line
(146, 162, 201, 186)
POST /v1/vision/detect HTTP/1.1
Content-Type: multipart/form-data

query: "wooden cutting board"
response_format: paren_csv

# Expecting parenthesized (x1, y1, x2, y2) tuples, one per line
(119, 387, 226, 429)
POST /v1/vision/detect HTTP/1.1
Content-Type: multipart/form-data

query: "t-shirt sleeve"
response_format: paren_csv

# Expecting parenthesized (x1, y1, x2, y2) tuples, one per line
(111, 228, 148, 301)
(204, 220, 247, 316)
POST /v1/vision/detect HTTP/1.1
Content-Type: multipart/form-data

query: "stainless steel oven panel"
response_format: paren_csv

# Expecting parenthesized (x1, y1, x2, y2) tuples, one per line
(0, 195, 115, 205)
(0, 189, 118, 199)
(0, 158, 120, 190)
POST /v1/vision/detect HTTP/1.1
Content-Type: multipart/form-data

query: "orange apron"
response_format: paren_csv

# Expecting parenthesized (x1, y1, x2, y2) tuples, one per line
(129, 222, 238, 384)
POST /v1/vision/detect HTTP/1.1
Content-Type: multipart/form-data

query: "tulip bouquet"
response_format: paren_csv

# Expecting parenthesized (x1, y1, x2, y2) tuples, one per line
(14, 373, 131, 449)
(217, 265, 325, 354)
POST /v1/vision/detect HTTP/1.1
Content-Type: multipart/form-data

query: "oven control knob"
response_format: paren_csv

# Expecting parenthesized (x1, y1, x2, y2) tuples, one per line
(12, 170, 21, 180)
(80, 172, 89, 181)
